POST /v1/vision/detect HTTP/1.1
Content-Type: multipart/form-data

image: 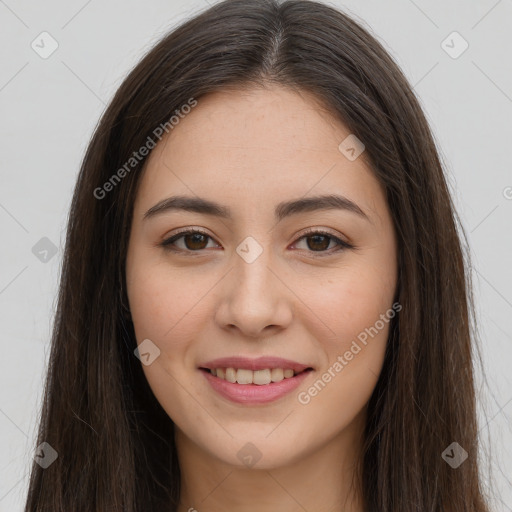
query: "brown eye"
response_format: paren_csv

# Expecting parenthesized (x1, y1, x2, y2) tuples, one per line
(182, 232, 209, 250)
(160, 229, 353, 257)
(160, 230, 217, 252)
(305, 234, 331, 251)
(293, 230, 352, 256)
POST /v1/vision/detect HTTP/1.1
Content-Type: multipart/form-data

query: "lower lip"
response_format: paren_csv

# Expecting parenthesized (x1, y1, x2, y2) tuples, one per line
(201, 369, 312, 404)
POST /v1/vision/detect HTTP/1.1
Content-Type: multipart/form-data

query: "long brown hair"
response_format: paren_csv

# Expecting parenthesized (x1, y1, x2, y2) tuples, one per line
(24, 1, 493, 510)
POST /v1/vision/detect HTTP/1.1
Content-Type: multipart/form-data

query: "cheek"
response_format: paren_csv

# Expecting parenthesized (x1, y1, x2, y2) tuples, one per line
(126, 260, 205, 417)
(126, 258, 203, 360)
(296, 274, 393, 431)
(300, 255, 396, 412)
(306, 263, 396, 349)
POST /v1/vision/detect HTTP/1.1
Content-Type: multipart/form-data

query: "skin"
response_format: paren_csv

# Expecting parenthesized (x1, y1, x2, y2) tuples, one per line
(125, 85, 398, 512)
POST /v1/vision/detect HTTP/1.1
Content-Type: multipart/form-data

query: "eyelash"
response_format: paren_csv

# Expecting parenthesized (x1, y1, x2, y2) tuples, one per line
(159, 228, 354, 257)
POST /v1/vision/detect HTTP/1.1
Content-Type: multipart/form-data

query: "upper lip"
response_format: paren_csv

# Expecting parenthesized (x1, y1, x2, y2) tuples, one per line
(199, 356, 313, 373)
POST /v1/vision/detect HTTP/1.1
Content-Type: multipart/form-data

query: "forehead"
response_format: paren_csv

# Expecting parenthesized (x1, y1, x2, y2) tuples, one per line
(166, 86, 348, 153)
(133, 85, 385, 224)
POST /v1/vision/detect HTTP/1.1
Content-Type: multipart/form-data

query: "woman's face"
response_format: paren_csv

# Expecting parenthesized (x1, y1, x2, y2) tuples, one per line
(126, 85, 398, 469)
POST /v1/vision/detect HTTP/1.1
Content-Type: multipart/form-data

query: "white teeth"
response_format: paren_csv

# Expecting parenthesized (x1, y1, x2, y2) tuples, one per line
(253, 369, 271, 385)
(225, 367, 237, 383)
(209, 367, 301, 384)
(270, 368, 284, 382)
(236, 369, 253, 384)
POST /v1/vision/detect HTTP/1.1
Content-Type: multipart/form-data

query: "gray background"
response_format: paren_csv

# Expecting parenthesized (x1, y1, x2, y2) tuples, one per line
(0, 0, 511, 510)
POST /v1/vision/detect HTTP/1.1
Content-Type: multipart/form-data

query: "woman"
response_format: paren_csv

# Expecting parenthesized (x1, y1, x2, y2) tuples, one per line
(24, 0, 493, 510)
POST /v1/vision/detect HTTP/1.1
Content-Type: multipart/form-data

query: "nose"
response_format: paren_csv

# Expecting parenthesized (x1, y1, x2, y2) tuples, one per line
(214, 245, 293, 339)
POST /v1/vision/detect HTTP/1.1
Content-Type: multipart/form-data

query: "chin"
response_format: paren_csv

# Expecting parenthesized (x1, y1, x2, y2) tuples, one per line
(201, 433, 311, 470)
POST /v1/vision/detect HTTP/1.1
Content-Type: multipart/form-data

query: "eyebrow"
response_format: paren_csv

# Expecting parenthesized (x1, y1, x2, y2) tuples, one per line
(143, 194, 371, 224)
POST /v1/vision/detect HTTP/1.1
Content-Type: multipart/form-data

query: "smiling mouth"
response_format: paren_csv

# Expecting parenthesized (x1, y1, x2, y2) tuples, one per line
(199, 367, 313, 385)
